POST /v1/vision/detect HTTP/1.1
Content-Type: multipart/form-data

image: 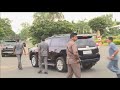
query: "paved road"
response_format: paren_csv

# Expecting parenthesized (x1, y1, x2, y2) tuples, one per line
(0, 46, 120, 78)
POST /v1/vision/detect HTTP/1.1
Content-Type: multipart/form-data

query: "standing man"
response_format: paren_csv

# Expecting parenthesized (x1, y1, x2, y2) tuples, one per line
(13, 39, 26, 70)
(66, 33, 81, 78)
(38, 36, 49, 74)
(106, 37, 120, 78)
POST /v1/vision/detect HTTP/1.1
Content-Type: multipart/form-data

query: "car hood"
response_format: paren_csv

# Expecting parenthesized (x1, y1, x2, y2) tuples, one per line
(29, 47, 38, 52)
(3, 45, 14, 49)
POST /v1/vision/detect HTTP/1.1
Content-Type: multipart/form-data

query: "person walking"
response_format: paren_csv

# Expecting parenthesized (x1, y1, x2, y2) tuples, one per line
(66, 33, 81, 78)
(38, 36, 49, 74)
(13, 39, 26, 70)
(106, 37, 120, 78)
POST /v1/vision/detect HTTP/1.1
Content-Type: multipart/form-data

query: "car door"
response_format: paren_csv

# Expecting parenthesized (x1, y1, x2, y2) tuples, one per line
(45, 38, 52, 60)
(49, 37, 59, 60)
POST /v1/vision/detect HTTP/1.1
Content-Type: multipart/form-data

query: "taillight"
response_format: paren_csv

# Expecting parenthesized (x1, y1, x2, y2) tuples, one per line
(82, 36, 88, 37)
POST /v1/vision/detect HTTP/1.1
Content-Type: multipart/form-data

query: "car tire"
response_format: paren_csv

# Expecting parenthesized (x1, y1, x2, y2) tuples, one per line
(2, 54, 5, 57)
(56, 57, 67, 72)
(31, 55, 39, 67)
(82, 63, 93, 69)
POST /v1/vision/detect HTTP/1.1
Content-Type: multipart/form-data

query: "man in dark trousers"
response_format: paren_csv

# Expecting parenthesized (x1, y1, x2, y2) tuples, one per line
(106, 37, 120, 78)
(38, 36, 49, 74)
(66, 33, 81, 78)
(13, 39, 26, 70)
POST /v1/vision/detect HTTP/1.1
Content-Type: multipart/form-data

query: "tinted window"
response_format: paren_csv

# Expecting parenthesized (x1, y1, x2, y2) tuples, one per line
(76, 38, 96, 48)
(3, 41, 16, 46)
(45, 38, 51, 46)
(51, 37, 68, 47)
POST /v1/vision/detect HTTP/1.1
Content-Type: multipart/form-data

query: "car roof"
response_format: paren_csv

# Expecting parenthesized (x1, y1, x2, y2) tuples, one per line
(46, 34, 94, 39)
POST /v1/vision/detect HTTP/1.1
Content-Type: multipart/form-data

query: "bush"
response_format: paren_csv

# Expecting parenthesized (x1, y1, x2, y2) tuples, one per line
(103, 43, 108, 46)
(113, 40, 120, 45)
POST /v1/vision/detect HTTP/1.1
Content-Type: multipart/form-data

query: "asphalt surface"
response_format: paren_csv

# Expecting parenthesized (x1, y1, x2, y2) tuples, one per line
(0, 46, 120, 78)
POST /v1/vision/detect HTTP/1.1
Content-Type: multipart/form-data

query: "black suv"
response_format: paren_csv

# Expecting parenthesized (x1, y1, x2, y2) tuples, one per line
(1, 40, 16, 57)
(29, 34, 100, 72)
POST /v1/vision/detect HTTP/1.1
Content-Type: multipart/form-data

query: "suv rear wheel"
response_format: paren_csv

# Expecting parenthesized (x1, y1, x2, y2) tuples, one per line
(2, 54, 5, 57)
(82, 63, 93, 69)
(56, 57, 67, 72)
(31, 55, 38, 67)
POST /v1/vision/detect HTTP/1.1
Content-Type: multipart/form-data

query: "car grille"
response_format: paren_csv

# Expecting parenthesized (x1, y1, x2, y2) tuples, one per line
(3, 48, 13, 51)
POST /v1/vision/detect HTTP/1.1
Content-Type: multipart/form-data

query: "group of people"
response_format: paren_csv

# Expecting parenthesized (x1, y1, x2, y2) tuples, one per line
(13, 33, 120, 78)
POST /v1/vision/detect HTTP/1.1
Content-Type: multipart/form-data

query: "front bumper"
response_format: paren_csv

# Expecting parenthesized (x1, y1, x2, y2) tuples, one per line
(80, 58, 100, 63)
(1, 51, 15, 55)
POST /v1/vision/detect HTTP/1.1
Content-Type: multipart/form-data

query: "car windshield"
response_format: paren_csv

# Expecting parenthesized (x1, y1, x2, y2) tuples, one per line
(76, 38, 96, 48)
(3, 41, 16, 46)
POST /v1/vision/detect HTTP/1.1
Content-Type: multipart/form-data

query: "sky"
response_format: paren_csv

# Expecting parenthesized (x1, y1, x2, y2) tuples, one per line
(1, 12, 120, 34)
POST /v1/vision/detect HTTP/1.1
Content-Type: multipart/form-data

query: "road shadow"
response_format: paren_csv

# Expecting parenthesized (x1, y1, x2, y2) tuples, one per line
(2, 55, 16, 57)
(81, 68, 96, 73)
(19, 65, 96, 74)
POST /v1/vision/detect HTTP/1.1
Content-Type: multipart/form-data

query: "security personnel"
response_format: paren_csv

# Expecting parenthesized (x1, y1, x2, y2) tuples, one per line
(66, 33, 81, 78)
(38, 36, 49, 74)
(13, 39, 26, 70)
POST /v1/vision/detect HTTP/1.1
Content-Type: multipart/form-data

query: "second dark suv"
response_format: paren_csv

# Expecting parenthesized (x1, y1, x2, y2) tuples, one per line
(29, 34, 100, 72)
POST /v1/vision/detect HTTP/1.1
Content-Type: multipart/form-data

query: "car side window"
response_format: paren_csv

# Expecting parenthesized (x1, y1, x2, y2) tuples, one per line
(51, 37, 68, 47)
(45, 39, 51, 46)
(50, 38, 59, 47)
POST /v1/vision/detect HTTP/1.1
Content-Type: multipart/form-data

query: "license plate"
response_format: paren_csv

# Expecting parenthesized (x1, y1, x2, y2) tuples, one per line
(83, 50, 92, 54)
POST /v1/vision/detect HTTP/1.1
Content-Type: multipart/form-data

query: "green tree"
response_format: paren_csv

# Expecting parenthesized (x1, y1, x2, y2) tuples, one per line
(74, 20, 92, 34)
(29, 12, 69, 44)
(32, 12, 64, 25)
(29, 20, 74, 45)
(0, 18, 15, 40)
(88, 14, 115, 36)
(19, 22, 31, 41)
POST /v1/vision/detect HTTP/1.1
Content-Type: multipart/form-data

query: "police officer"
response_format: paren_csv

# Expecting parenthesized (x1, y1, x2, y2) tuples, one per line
(66, 33, 81, 78)
(38, 36, 49, 74)
(13, 39, 26, 70)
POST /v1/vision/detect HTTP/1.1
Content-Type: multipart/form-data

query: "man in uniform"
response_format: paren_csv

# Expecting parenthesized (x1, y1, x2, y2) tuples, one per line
(13, 39, 26, 70)
(66, 33, 81, 78)
(38, 36, 49, 74)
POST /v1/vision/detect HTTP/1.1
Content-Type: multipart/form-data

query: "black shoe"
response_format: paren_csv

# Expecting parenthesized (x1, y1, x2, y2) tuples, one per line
(44, 72, 48, 74)
(18, 67, 23, 70)
(38, 71, 42, 74)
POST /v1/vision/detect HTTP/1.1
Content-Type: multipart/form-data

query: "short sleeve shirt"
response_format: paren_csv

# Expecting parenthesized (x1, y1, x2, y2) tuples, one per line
(14, 42, 24, 55)
(109, 42, 119, 60)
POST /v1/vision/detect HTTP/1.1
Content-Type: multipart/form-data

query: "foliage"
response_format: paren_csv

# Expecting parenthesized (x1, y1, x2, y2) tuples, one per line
(113, 40, 120, 45)
(0, 18, 16, 40)
(19, 22, 31, 41)
(88, 14, 115, 36)
(29, 20, 74, 44)
(73, 20, 92, 34)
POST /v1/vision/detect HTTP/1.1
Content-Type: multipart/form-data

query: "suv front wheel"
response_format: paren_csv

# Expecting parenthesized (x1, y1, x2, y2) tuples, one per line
(31, 55, 39, 67)
(56, 57, 67, 72)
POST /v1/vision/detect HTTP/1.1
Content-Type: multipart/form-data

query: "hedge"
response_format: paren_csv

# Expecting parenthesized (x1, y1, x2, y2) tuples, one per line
(113, 40, 120, 45)
(95, 39, 120, 45)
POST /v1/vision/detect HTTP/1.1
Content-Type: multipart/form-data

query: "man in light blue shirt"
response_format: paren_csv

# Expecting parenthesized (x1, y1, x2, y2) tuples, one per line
(106, 37, 120, 78)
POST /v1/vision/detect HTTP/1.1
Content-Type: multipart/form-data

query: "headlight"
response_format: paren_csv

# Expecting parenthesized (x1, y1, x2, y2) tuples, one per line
(1, 48, 4, 51)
